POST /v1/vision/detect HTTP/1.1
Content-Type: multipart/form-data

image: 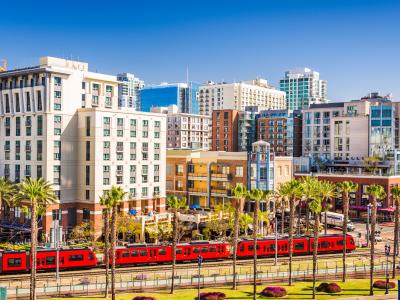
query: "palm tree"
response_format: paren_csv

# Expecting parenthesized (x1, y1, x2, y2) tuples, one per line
(100, 193, 112, 298)
(319, 181, 337, 235)
(302, 176, 318, 235)
(247, 188, 266, 300)
(107, 186, 127, 300)
(240, 213, 253, 237)
(0, 176, 15, 220)
(392, 185, 400, 279)
(167, 195, 187, 294)
(337, 181, 358, 282)
(276, 180, 302, 286)
(16, 178, 57, 300)
(301, 177, 321, 299)
(230, 183, 247, 290)
(366, 184, 386, 296)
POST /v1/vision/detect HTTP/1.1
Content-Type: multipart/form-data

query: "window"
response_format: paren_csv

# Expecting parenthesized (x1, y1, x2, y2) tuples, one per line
(83, 208, 90, 222)
(68, 255, 83, 261)
(37, 141, 43, 161)
(236, 166, 243, 177)
(54, 77, 62, 86)
(159, 249, 166, 255)
(131, 250, 138, 257)
(8, 258, 22, 267)
(53, 166, 61, 185)
(15, 117, 21, 136)
(154, 132, 160, 138)
(86, 141, 90, 161)
(26, 92, 31, 111)
(122, 251, 130, 258)
(294, 243, 304, 250)
(46, 256, 56, 265)
(15, 141, 20, 160)
(142, 131, 148, 138)
(15, 93, 20, 112)
(37, 116, 43, 136)
(142, 187, 148, 197)
(193, 248, 200, 253)
(37, 91, 42, 111)
(86, 165, 90, 185)
(85, 117, 90, 136)
(140, 250, 147, 256)
(54, 141, 61, 160)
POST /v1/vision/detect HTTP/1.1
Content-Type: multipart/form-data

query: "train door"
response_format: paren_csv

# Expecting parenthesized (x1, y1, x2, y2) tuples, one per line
(149, 249, 157, 263)
(184, 247, 191, 259)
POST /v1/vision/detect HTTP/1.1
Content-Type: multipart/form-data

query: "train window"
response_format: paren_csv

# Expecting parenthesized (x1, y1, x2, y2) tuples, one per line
(239, 245, 244, 252)
(248, 245, 260, 251)
(122, 251, 130, 258)
(69, 255, 84, 261)
(295, 243, 304, 250)
(320, 241, 329, 249)
(89, 252, 94, 260)
(193, 248, 200, 253)
(210, 247, 216, 253)
(46, 256, 56, 265)
(159, 249, 166, 255)
(337, 240, 344, 246)
(140, 250, 147, 256)
(269, 245, 275, 251)
(8, 258, 22, 267)
(201, 247, 208, 253)
(131, 251, 138, 257)
(350, 239, 355, 245)
(175, 249, 182, 254)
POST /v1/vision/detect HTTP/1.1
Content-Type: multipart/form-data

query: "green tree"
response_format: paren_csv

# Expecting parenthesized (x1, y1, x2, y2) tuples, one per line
(167, 195, 187, 294)
(302, 176, 318, 235)
(240, 213, 253, 236)
(392, 185, 400, 279)
(107, 186, 127, 300)
(17, 178, 57, 300)
(366, 184, 386, 296)
(0, 176, 15, 219)
(320, 181, 337, 235)
(276, 180, 302, 286)
(337, 181, 358, 282)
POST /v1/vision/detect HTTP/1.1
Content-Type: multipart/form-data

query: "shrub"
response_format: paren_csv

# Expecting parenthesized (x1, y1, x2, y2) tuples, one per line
(199, 292, 226, 300)
(373, 280, 396, 289)
(260, 286, 287, 298)
(132, 297, 156, 300)
(316, 282, 341, 293)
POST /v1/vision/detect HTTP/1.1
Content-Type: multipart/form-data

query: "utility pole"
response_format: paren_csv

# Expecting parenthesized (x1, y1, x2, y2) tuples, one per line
(197, 255, 203, 300)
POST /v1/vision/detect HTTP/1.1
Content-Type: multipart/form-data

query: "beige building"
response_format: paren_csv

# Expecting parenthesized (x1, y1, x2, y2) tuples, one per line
(274, 156, 294, 188)
(0, 57, 166, 239)
(198, 78, 286, 115)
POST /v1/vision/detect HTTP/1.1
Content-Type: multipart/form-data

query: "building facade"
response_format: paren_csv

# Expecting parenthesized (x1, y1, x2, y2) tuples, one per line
(211, 109, 239, 152)
(199, 79, 286, 116)
(280, 68, 328, 110)
(151, 105, 211, 150)
(257, 109, 302, 157)
(117, 73, 144, 111)
(0, 57, 166, 239)
(140, 82, 200, 114)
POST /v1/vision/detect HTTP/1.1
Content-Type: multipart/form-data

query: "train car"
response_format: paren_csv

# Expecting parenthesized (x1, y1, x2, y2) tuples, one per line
(0, 248, 97, 274)
(175, 241, 230, 262)
(236, 234, 355, 258)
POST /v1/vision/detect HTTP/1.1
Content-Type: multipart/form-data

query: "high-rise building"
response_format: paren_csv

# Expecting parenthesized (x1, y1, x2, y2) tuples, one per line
(117, 73, 144, 111)
(280, 68, 328, 110)
(238, 107, 259, 152)
(257, 109, 302, 157)
(211, 109, 239, 152)
(151, 105, 211, 150)
(198, 79, 286, 116)
(0, 56, 166, 239)
(140, 82, 200, 114)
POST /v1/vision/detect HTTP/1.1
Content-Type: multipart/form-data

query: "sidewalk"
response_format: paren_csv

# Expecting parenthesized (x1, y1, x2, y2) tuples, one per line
(338, 294, 398, 300)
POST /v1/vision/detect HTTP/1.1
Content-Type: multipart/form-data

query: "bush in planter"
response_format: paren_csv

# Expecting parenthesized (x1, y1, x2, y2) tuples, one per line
(260, 286, 287, 298)
(373, 280, 396, 289)
(316, 282, 341, 293)
(132, 297, 156, 300)
(199, 292, 226, 300)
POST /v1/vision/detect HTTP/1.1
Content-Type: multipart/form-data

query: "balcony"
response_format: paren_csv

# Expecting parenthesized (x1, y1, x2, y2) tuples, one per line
(4, 145, 10, 151)
(210, 173, 232, 181)
(210, 188, 230, 196)
(188, 172, 208, 180)
(116, 170, 123, 175)
(188, 187, 208, 195)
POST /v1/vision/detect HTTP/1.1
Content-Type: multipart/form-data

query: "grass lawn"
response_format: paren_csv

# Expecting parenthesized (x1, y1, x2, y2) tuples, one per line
(54, 278, 398, 299)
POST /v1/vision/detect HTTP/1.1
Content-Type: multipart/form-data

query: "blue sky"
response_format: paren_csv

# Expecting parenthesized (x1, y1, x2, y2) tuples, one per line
(1, 0, 399, 101)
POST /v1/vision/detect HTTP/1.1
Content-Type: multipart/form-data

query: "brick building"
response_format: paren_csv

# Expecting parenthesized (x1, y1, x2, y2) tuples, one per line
(211, 109, 239, 152)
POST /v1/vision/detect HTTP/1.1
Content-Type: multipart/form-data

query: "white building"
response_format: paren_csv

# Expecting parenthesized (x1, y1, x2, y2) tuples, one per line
(198, 78, 286, 116)
(151, 105, 211, 150)
(0, 57, 166, 239)
(117, 72, 144, 111)
(280, 68, 328, 110)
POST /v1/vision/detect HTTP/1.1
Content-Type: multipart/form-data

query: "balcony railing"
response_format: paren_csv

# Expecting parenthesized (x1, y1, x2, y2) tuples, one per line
(188, 172, 208, 180)
(210, 173, 232, 181)
(188, 187, 208, 194)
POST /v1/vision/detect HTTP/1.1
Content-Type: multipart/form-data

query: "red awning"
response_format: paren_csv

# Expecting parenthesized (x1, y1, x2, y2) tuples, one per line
(350, 205, 395, 212)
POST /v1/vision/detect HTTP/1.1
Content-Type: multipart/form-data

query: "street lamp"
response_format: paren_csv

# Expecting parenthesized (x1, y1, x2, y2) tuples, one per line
(273, 200, 278, 266)
(385, 244, 391, 295)
(366, 203, 372, 247)
(197, 255, 203, 300)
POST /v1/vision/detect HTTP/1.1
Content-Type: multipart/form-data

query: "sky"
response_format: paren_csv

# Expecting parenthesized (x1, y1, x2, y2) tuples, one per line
(1, 0, 399, 101)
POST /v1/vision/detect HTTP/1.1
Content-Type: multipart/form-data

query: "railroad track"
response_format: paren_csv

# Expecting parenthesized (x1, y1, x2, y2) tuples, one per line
(0, 248, 375, 282)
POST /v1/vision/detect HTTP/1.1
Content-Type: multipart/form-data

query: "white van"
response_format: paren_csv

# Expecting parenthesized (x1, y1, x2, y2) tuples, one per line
(321, 212, 355, 231)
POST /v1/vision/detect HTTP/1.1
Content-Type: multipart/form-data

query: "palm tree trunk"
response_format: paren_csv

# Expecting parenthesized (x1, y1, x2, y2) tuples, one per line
(281, 206, 285, 235)
(324, 210, 327, 235)
(232, 199, 241, 290)
(30, 201, 37, 300)
(288, 198, 294, 286)
(104, 209, 110, 298)
(111, 207, 117, 300)
(253, 202, 258, 300)
(370, 198, 377, 296)
(170, 211, 178, 294)
(297, 201, 302, 235)
(342, 193, 348, 282)
(312, 212, 319, 299)
(393, 200, 399, 278)
(306, 206, 310, 235)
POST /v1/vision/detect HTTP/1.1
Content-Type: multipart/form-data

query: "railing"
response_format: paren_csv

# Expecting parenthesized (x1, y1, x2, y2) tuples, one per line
(188, 188, 208, 194)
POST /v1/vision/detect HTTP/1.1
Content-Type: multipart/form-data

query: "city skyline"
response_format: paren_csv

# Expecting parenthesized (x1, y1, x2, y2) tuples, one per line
(1, 0, 399, 102)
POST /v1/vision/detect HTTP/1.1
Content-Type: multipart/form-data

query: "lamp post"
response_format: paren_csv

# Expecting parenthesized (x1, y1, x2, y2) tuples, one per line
(273, 200, 278, 266)
(385, 244, 391, 294)
(366, 203, 372, 247)
(197, 255, 203, 300)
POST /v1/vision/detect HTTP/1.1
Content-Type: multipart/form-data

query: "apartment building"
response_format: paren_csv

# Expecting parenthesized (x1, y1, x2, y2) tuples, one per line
(0, 56, 166, 239)
(151, 105, 211, 150)
(117, 72, 144, 111)
(238, 107, 259, 152)
(280, 68, 328, 110)
(166, 150, 247, 208)
(199, 79, 286, 116)
(257, 109, 302, 157)
(211, 109, 239, 152)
